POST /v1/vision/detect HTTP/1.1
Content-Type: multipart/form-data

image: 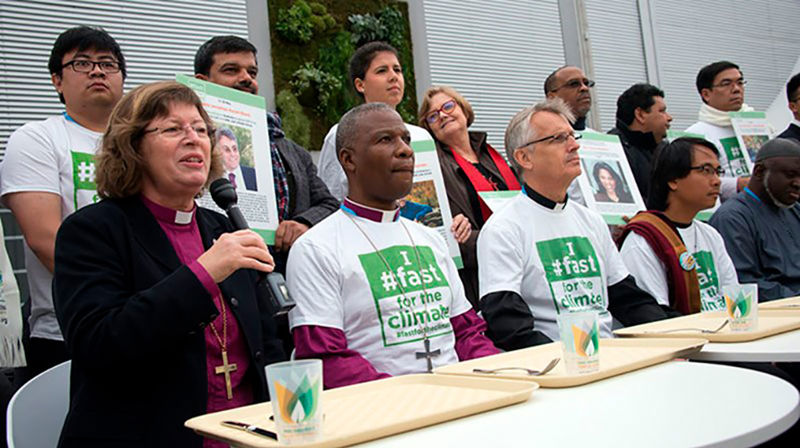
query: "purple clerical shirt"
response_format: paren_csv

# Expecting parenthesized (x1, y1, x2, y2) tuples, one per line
(142, 197, 252, 448)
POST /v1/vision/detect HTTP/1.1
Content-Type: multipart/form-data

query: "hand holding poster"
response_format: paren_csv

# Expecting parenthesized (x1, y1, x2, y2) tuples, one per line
(400, 137, 463, 268)
(730, 111, 773, 175)
(575, 132, 645, 225)
(177, 74, 279, 243)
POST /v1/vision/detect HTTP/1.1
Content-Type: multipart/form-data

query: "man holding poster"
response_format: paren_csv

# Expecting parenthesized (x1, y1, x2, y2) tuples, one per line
(193, 36, 337, 267)
(477, 99, 670, 351)
(686, 61, 751, 200)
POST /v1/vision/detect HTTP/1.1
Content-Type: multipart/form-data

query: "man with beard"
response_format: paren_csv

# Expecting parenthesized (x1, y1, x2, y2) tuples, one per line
(619, 138, 737, 314)
(710, 138, 800, 301)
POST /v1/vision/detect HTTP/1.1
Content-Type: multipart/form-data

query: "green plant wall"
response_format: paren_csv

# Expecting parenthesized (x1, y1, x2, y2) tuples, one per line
(268, 0, 419, 152)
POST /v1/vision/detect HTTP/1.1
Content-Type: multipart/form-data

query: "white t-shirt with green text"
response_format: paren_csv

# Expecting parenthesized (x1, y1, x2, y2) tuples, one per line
(0, 114, 102, 340)
(287, 209, 472, 376)
(477, 194, 629, 341)
(620, 220, 738, 311)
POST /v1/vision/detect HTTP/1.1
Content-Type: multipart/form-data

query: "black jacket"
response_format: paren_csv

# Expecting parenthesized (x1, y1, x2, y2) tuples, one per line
(53, 197, 285, 447)
(608, 122, 664, 204)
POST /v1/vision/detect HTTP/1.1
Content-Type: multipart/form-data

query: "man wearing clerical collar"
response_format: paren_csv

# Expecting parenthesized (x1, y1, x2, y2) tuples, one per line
(287, 103, 498, 389)
(477, 99, 671, 351)
(710, 138, 800, 301)
(619, 137, 738, 314)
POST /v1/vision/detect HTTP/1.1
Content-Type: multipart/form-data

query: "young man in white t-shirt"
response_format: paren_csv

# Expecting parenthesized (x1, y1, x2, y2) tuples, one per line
(288, 103, 498, 389)
(0, 26, 125, 378)
(477, 99, 672, 351)
(685, 61, 750, 200)
(317, 42, 433, 202)
(619, 137, 738, 314)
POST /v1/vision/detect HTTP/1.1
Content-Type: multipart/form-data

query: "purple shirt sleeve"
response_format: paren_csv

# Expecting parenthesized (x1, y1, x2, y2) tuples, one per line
(188, 259, 222, 299)
(293, 325, 391, 389)
(451, 309, 501, 360)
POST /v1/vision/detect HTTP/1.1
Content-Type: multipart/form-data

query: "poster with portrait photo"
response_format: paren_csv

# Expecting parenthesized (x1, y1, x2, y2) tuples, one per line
(177, 74, 279, 244)
(730, 111, 773, 175)
(575, 132, 645, 224)
(404, 138, 463, 268)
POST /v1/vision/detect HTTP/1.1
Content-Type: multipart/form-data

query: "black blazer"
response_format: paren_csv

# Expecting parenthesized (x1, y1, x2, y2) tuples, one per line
(778, 123, 800, 142)
(53, 196, 286, 447)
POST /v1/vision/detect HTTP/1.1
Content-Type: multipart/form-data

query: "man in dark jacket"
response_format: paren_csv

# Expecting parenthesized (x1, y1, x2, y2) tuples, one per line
(608, 84, 673, 204)
(194, 36, 338, 273)
(778, 73, 800, 141)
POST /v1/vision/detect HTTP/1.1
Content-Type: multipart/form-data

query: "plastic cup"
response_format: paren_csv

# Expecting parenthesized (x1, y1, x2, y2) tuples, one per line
(265, 359, 323, 445)
(723, 284, 758, 332)
(557, 311, 600, 375)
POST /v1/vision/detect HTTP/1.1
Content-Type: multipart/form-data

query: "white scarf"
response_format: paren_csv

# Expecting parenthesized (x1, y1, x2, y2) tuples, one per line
(0, 221, 25, 367)
(698, 103, 754, 127)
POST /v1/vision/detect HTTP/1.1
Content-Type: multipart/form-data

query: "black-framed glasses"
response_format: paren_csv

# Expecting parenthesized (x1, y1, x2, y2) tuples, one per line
(62, 59, 121, 74)
(550, 78, 595, 92)
(143, 123, 212, 139)
(425, 100, 457, 125)
(690, 164, 725, 177)
(711, 79, 747, 89)
(519, 131, 582, 148)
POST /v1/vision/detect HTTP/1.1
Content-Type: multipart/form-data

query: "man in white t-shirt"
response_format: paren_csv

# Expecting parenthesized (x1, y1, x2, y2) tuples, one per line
(0, 26, 125, 378)
(288, 103, 498, 389)
(477, 99, 672, 351)
(685, 61, 750, 200)
(317, 42, 433, 201)
(619, 137, 738, 314)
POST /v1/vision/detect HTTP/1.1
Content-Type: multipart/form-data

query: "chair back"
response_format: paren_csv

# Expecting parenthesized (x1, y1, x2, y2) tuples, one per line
(6, 361, 71, 448)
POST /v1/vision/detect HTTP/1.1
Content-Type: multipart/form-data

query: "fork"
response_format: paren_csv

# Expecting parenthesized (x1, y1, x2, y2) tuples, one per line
(472, 357, 560, 376)
(645, 319, 729, 334)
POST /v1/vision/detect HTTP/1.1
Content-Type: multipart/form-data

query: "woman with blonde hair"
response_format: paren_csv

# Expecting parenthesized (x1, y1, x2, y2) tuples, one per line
(419, 86, 520, 308)
(53, 81, 285, 447)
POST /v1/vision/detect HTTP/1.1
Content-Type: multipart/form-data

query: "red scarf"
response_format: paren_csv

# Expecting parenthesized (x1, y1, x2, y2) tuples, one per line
(449, 143, 520, 221)
(618, 211, 701, 315)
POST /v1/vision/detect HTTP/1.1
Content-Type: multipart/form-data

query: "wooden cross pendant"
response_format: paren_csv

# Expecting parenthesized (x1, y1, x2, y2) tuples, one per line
(215, 350, 238, 400)
(415, 338, 441, 373)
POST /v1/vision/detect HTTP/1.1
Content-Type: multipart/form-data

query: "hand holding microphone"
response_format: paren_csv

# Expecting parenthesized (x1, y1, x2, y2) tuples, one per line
(209, 178, 295, 316)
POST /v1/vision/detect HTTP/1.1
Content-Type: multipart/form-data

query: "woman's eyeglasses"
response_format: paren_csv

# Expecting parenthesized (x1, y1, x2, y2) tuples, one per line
(425, 100, 457, 125)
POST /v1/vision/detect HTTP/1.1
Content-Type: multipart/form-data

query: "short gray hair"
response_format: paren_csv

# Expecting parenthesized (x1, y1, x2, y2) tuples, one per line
(504, 98, 575, 171)
(336, 102, 398, 158)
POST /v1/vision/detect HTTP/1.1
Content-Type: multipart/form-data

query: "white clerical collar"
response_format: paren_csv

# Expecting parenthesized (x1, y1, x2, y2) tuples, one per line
(341, 197, 400, 223)
(141, 195, 196, 225)
(793, 118, 800, 129)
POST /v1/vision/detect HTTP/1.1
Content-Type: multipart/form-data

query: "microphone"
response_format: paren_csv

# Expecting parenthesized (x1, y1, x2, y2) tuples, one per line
(210, 178, 295, 316)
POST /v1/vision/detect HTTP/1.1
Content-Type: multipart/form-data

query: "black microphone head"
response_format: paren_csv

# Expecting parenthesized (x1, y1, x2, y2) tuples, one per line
(210, 178, 238, 211)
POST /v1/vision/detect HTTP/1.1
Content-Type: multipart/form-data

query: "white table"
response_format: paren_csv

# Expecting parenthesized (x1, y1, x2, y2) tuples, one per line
(689, 328, 800, 362)
(359, 362, 799, 448)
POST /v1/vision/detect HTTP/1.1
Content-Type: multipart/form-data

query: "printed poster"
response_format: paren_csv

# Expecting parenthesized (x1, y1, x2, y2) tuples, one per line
(177, 74, 279, 244)
(730, 111, 773, 175)
(478, 190, 520, 213)
(667, 130, 719, 221)
(575, 132, 645, 225)
(400, 139, 463, 268)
